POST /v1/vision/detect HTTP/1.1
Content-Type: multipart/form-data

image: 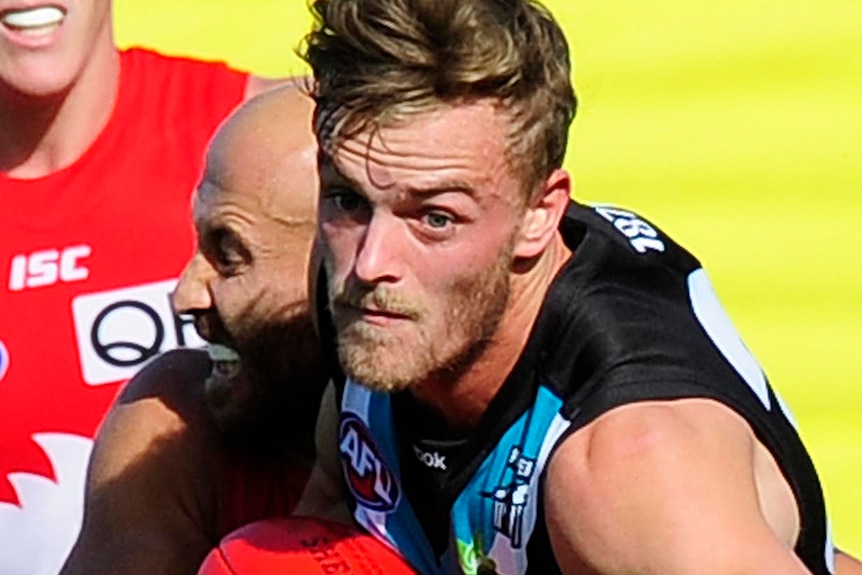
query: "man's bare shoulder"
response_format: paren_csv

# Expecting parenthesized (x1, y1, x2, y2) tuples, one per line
(102, 348, 219, 466)
(118, 347, 211, 409)
(61, 348, 221, 575)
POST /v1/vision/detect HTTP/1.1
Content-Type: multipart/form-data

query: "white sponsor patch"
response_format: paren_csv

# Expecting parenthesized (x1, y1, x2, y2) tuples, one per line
(72, 280, 205, 386)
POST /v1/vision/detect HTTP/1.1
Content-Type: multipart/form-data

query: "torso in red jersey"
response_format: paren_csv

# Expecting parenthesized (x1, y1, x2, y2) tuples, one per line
(0, 47, 247, 575)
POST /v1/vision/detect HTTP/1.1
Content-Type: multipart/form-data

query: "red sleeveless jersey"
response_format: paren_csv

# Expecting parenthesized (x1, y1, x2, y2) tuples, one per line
(0, 48, 247, 574)
(218, 451, 313, 540)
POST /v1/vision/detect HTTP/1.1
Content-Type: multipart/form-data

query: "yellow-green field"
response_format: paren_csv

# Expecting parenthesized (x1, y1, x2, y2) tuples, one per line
(115, 0, 862, 555)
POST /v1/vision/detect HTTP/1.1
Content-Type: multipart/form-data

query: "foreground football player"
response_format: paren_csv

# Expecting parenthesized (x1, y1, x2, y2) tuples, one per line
(61, 85, 328, 575)
(299, 0, 862, 573)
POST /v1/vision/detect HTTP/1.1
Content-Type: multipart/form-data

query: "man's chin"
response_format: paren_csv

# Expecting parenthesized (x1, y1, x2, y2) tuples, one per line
(0, 58, 79, 100)
(342, 361, 420, 394)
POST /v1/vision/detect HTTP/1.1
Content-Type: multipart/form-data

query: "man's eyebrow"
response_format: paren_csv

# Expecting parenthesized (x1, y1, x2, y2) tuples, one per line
(319, 155, 354, 185)
(320, 155, 476, 199)
(404, 181, 476, 199)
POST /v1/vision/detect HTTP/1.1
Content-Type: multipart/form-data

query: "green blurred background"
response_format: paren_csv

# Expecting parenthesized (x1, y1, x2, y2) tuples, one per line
(114, 0, 861, 554)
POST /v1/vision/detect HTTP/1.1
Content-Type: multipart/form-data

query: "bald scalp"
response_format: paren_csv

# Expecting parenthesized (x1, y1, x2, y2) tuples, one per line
(203, 86, 318, 226)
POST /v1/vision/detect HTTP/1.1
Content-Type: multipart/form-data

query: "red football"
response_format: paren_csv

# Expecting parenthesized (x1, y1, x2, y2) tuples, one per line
(198, 516, 417, 574)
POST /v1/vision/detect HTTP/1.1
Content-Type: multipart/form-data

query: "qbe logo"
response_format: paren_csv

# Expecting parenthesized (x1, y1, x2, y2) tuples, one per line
(339, 414, 400, 512)
(72, 279, 205, 386)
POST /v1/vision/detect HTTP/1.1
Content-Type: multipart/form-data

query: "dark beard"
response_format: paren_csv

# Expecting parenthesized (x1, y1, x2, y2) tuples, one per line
(205, 310, 328, 459)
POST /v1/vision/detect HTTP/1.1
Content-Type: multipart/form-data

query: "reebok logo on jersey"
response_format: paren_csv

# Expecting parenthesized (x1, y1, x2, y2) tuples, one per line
(339, 414, 400, 511)
(8, 245, 92, 292)
(72, 279, 204, 386)
(412, 445, 447, 470)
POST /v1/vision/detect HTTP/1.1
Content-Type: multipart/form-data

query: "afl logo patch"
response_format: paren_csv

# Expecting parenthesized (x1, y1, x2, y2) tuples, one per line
(0, 340, 9, 382)
(338, 413, 400, 512)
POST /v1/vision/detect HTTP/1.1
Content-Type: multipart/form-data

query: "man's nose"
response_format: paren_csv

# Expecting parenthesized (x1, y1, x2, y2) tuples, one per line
(172, 253, 215, 314)
(353, 213, 405, 285)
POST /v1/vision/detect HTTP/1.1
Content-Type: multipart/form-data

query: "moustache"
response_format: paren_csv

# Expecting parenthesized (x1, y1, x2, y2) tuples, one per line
(190, 311, 237, 349)
(330, 283, 422, 320)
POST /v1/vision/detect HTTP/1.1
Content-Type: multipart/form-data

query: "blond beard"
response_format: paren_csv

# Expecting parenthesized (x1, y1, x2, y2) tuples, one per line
(328, 242, 514, 393)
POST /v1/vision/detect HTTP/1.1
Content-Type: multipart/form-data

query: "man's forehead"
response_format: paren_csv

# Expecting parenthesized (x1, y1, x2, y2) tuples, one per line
(198, 144, 278, 208)
(191, 175, 249, 209)
(190, 180, 224, 220)
(321, 109, 512, 196)
(206, 126, 314, 194)
(328, 104, 506, 163)
(194, 164, 317, 233)
(203, 137, 258, 189)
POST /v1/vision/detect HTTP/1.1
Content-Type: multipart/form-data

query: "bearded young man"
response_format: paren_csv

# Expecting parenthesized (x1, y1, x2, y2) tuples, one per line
(297, 0, 862, 574)
(60, 86, 328, 575)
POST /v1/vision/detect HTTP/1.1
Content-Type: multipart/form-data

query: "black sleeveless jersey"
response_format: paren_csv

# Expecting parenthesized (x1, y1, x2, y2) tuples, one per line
(325, 201, 834, 575)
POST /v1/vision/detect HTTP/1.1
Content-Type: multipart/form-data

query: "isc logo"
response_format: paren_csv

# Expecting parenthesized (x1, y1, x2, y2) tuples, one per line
(339, 414, 400, 511)
(8, 245, 92, 291)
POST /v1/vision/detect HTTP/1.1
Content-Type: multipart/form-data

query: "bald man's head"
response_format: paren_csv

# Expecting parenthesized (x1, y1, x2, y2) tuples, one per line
(204, 86, 318, 230)
(173, 87, 326, 444)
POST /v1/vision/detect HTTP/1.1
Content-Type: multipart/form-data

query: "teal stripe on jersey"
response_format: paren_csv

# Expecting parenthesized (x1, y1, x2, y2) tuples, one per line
(447, 385, 571, 575)
(342, 383, 444, 575)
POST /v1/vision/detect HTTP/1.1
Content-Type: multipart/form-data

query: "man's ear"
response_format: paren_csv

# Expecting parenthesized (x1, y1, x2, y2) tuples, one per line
(513, 169, 571, 260)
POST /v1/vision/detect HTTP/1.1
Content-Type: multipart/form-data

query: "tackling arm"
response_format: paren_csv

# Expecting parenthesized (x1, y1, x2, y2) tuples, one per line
(837, 550, 862, 574)
(60, 350, 221, 575)
(544, 398, 813, 575)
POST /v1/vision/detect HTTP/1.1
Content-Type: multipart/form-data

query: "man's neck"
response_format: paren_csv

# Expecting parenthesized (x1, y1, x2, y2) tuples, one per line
(0, 40, 120, 179)
(411, 233, 573, 431)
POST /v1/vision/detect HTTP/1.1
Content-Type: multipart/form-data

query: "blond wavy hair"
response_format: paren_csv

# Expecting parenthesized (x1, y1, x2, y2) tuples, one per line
(301, 0, 577, 197)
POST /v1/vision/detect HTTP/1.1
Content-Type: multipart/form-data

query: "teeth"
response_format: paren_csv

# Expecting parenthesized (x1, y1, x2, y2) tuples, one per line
(1, 6, 65, 29)
(207, 344, 241, 379)
(207, 343, 240, 362)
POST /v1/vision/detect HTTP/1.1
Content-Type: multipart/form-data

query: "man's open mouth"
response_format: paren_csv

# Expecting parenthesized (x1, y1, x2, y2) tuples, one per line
(206, 342, 241, 379)
(0, 6, 66, 37)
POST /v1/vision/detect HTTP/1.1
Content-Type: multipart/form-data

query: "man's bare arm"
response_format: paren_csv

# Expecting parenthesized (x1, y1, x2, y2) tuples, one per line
(243, 75, 311, 100)
(544, 398, 812, 575)
(61, 350, 220, 575)
(837, 549, 862, 574)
